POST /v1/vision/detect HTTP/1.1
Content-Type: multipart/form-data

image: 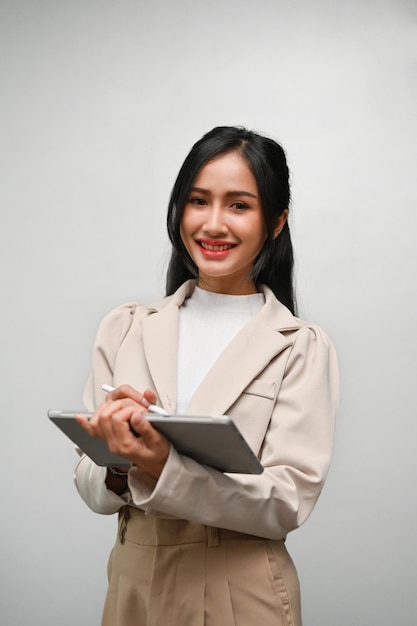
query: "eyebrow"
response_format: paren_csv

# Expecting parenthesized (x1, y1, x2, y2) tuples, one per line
(189, 187, 258, 199)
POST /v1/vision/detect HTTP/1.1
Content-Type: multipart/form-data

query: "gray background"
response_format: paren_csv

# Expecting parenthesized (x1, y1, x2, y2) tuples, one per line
(1, 1, 416, 624)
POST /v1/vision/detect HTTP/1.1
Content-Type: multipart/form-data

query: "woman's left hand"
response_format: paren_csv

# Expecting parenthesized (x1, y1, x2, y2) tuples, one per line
(76, 385, 171, 478)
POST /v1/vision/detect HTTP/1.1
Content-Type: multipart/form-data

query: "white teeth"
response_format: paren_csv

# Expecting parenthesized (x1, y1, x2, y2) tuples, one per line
(200, 242, 233, 251)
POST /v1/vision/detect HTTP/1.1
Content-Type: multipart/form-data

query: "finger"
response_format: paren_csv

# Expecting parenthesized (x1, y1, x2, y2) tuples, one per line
(75, 413, 94, 435)
(104, 406, 144, 456)
(107, 406, 169, 464)
(128, 412, 171, 476)
(98, 399, 140, 441)
(142, 389, 158, 407)
(75, 410, 109, 440)
(77, 399, 135, 440)
(130, 412, 164, 446)
(107, 384, 143, 402)
(107, 385, 159, 410)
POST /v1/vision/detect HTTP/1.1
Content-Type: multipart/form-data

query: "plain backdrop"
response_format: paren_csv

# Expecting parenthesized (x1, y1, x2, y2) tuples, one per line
(1, 1, 416, 624)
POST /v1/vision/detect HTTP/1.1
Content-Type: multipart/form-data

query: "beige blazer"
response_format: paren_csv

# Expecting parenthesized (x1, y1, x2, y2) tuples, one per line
(74, 280, 339, 540)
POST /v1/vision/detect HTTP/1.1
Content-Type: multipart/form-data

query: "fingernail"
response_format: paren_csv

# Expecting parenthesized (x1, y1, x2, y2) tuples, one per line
(140, 398, 150, 408)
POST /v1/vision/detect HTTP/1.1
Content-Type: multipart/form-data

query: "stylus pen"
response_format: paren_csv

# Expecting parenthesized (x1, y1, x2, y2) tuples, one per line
(101, 384, 169, 416)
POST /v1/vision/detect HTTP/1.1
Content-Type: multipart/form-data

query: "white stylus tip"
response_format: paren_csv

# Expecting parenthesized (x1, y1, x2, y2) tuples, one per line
(148, 404, 169, 416)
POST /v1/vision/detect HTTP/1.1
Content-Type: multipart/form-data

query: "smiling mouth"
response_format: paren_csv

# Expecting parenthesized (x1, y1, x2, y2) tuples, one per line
(199, 241, 236, 251)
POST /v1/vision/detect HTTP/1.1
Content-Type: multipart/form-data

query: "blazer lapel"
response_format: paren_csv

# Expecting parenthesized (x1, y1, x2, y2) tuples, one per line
(141, 281, 195, 414)
(186, 287, 301, 416)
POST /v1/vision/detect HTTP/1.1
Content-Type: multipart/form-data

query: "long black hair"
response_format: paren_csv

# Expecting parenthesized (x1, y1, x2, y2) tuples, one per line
(166, 126, 296, 315)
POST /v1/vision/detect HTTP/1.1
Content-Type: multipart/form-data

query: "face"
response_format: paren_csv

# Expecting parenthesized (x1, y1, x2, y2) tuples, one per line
(180, 151, 267, 295)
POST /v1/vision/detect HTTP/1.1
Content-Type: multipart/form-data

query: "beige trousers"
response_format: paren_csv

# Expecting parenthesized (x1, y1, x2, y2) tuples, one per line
(102, 507, 302, 626)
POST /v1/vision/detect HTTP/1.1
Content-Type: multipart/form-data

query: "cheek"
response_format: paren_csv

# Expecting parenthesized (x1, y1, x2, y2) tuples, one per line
(250, 218, 268, 249)
(180, 209, 202, 247)
(180, 209, 192, 238)
(250, 227, 268, 260)
(179, 215, 194, 254)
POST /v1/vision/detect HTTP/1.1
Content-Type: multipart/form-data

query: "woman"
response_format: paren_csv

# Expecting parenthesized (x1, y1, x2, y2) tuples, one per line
(74, 126, 339, 626)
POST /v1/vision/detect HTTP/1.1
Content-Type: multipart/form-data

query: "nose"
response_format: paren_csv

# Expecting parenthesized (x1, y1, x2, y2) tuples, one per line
(203, 207, 228, 237)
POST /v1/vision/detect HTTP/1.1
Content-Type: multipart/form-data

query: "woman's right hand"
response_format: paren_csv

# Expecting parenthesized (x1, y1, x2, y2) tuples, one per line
(76, 385, 171, 478)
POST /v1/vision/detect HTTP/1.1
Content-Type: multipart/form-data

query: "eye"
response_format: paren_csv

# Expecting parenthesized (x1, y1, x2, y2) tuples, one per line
(188, 196, 207, 206)
(231, 201, 249, 211)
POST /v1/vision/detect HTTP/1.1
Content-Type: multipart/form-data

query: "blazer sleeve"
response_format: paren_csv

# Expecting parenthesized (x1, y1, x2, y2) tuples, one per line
(127, 324, 339, 540)
(73, 303, 139, 515)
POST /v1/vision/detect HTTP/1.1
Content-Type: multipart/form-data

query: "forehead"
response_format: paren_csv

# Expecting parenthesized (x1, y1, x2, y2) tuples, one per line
(193, 151, 258, 192)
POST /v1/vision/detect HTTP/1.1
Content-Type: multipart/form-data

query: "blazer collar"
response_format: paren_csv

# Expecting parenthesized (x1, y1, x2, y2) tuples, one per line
(141, 281, 195, 414)
(141, 280, 304, 415)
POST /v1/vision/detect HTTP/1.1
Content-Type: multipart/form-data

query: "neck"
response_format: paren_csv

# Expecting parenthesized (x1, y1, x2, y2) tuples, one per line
(196, 276, 258, 295)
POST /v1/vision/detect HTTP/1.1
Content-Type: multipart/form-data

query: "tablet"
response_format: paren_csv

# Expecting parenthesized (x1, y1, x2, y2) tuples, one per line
(48, 410, 264, 474)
